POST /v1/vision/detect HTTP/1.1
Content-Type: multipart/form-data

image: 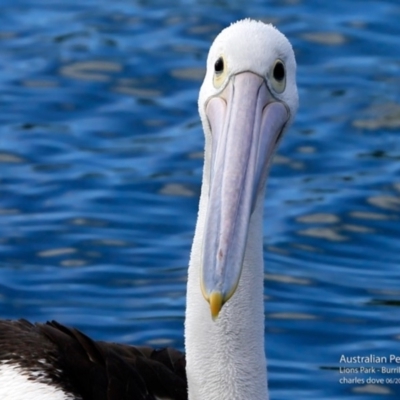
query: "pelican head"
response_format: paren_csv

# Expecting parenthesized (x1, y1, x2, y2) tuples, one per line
(198, 19, 298, 318)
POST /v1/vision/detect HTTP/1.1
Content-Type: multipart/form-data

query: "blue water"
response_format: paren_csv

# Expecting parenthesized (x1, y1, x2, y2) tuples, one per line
(1, 0, 400, 399)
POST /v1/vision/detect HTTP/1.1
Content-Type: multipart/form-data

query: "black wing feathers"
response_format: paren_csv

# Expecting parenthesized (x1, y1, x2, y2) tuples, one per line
(0, 319, 187, 400)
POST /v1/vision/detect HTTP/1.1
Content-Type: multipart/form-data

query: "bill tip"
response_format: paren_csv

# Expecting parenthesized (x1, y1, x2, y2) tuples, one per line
(209, 291, 223, 320)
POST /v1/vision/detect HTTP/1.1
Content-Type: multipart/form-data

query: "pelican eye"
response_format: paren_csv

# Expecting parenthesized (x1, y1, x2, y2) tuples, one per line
(270, 59, 286, 93)
(273, 61, 285, 81)
(213, 55, 227, 88)
(214, 57, 224, 74)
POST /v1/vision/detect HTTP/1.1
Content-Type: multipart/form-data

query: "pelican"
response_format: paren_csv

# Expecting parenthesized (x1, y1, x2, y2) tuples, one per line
(0, 19, 298, 400)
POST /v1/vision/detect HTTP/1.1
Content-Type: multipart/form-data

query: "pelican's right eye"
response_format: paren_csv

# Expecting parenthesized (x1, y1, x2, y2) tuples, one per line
(213, 55, 227, 88)
(214, 57, 224, 74)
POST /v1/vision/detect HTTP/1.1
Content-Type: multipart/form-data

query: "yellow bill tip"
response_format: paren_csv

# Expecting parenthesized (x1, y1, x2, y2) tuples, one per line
(209, 291, 223, 320)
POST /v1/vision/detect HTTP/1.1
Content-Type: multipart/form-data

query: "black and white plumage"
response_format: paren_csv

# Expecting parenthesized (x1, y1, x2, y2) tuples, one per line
(0, 319, 186, 400)
(0, 19, 298, 400)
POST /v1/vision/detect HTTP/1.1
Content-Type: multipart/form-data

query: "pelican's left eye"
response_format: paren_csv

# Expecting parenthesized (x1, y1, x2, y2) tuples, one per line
(213, 55, 227, 88)
(270, 59, 286, 93)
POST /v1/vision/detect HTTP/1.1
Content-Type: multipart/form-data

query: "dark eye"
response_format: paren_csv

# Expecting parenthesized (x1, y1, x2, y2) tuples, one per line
(214, 57, 224, 74)
(273, 61, 285, 81)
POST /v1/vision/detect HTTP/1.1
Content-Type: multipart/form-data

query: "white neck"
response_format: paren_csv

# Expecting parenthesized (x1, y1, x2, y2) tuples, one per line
(184, 154, 268, 400)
